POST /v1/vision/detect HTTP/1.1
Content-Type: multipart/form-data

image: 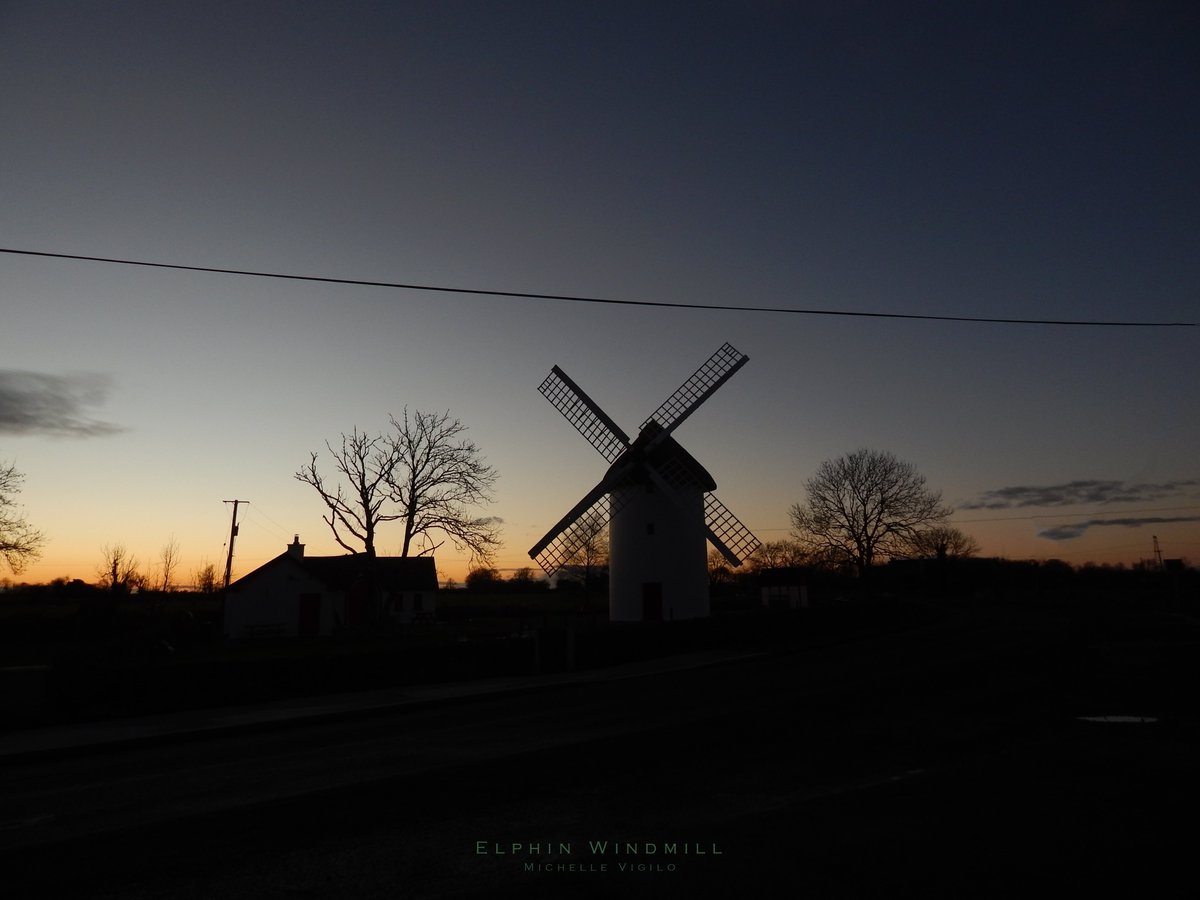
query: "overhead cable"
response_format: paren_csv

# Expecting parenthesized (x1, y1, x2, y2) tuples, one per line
(2, 247, 1195, 328)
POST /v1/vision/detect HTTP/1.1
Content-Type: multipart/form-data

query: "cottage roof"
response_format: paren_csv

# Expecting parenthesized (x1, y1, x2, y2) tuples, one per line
(229, 552, 438, 593)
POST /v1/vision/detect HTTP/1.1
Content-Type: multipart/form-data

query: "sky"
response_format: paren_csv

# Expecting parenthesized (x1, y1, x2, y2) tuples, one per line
(1, 0, 1197, 587)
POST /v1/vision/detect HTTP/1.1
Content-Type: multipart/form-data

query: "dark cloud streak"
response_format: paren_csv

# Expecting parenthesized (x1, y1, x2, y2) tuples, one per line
(0, 371, 123, 437)
(1038, 515, 1200, 541)
(964, 479, 1198, 510)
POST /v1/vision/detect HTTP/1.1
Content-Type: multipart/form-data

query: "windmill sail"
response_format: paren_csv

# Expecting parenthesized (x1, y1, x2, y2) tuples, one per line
(639, 342, 748, 439)
(531, 343, 761, 614)
(530, 504, 608, 577)
(703, 492, 761, 566)
(539, 365, 630, 463)
(528, 471, 635, 575)
(639, 453, 760, 567)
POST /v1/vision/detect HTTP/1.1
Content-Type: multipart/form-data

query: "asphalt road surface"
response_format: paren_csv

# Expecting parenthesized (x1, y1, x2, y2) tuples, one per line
(3, 604, 1197, 899)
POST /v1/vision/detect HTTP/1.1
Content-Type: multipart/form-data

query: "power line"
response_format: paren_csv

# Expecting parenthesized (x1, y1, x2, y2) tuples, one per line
(241, 504, 293, 543)
(4, 247, 1196, 328)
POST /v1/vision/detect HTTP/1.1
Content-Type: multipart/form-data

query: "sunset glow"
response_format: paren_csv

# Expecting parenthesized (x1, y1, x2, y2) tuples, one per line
(2, 2, 1197, 588)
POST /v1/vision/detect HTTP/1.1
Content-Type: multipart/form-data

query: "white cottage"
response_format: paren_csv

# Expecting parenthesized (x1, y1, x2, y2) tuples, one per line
(223, 537, 438, 639)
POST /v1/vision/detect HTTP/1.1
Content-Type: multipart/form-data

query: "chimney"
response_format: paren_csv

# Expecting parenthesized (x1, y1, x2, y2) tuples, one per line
(288, 535, 304, 558)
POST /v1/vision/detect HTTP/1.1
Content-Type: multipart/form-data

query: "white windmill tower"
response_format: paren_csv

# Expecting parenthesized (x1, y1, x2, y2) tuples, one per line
(529, 343, 761, 621)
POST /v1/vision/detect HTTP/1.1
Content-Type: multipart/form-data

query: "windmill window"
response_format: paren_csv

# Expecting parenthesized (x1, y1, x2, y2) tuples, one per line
(646, 522, 655, 535)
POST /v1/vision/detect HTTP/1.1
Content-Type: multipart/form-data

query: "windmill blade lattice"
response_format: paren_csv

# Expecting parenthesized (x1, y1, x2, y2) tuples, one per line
(647, 449, 701, 492)
(531, 505, 606, 576)
(530, 496, 625, 576)
(640, 460, 760, 567)
(529, 472, 636, 575)
(539, 365, 630, 463)
(639, 342, 748, 438)
(530, 342, 761, 617)
(704, 492, 761, 566)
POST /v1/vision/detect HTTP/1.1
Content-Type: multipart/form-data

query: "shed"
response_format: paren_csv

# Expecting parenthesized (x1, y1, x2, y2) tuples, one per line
(759, 567, 809, 610)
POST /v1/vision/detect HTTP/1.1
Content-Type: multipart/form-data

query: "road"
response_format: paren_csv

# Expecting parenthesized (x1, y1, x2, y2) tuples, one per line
(2, 604, 1197, 898)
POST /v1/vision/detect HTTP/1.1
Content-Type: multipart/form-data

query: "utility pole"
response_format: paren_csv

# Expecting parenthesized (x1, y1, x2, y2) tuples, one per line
(223, 499, 246, 589)
(1153, 535, 1164, 572)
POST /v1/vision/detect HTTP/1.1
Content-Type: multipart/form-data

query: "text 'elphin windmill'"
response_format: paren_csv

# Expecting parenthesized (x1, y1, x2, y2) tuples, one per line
(529, 343, 761, 621)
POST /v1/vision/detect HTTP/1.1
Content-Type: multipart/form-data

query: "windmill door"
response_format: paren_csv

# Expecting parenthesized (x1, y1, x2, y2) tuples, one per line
(641, 582, 663, 622)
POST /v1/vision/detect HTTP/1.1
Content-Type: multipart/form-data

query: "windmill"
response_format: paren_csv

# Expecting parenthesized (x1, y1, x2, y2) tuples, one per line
(529, 343, 761, 621)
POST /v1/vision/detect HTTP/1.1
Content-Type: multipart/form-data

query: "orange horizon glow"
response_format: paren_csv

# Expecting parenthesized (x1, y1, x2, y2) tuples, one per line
(8, 528, 1191, 590)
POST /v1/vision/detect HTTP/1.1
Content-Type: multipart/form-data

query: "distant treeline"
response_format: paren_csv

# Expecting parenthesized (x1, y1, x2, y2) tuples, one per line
(819, 555, 1196, 608)
(1, 556, 1194, 606)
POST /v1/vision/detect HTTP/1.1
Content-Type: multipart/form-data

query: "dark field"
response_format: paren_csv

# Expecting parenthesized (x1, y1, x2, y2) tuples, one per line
(2, 597, 1197, 899)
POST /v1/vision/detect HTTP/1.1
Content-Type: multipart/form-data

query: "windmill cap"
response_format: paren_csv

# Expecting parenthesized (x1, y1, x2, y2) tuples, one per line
(604, 422, 717, 491)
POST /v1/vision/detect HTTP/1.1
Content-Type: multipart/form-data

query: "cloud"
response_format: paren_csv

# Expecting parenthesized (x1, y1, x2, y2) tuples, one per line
(1037, 516, 1200, 541)
(964, 479, 1199, 510)
(0, 371, 124, 437)
(1037, 524, 1090, 541)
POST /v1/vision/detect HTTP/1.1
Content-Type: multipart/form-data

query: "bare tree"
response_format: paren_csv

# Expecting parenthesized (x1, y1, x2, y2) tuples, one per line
(0, 460, 44, 574)
(295, 427, 401, 558)
(97, 543, 144, 593)
(386, 408, 501, 566)
(157, 534, 181, 592)
(748, 539, 810, 571)
(192, 560, 220, 594)
(507, 567, 542, 592)
(708, 546, 735, 588)
(297, 412, 501, 567)
(465, 566, 501, 591)
(789, 448, 950, 577)
(564, 510, 608, 594)
(902, 524, 980, 561)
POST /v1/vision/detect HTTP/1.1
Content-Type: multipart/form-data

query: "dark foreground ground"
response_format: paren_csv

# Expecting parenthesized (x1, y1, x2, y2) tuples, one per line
(2, 601, 1197, 899)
